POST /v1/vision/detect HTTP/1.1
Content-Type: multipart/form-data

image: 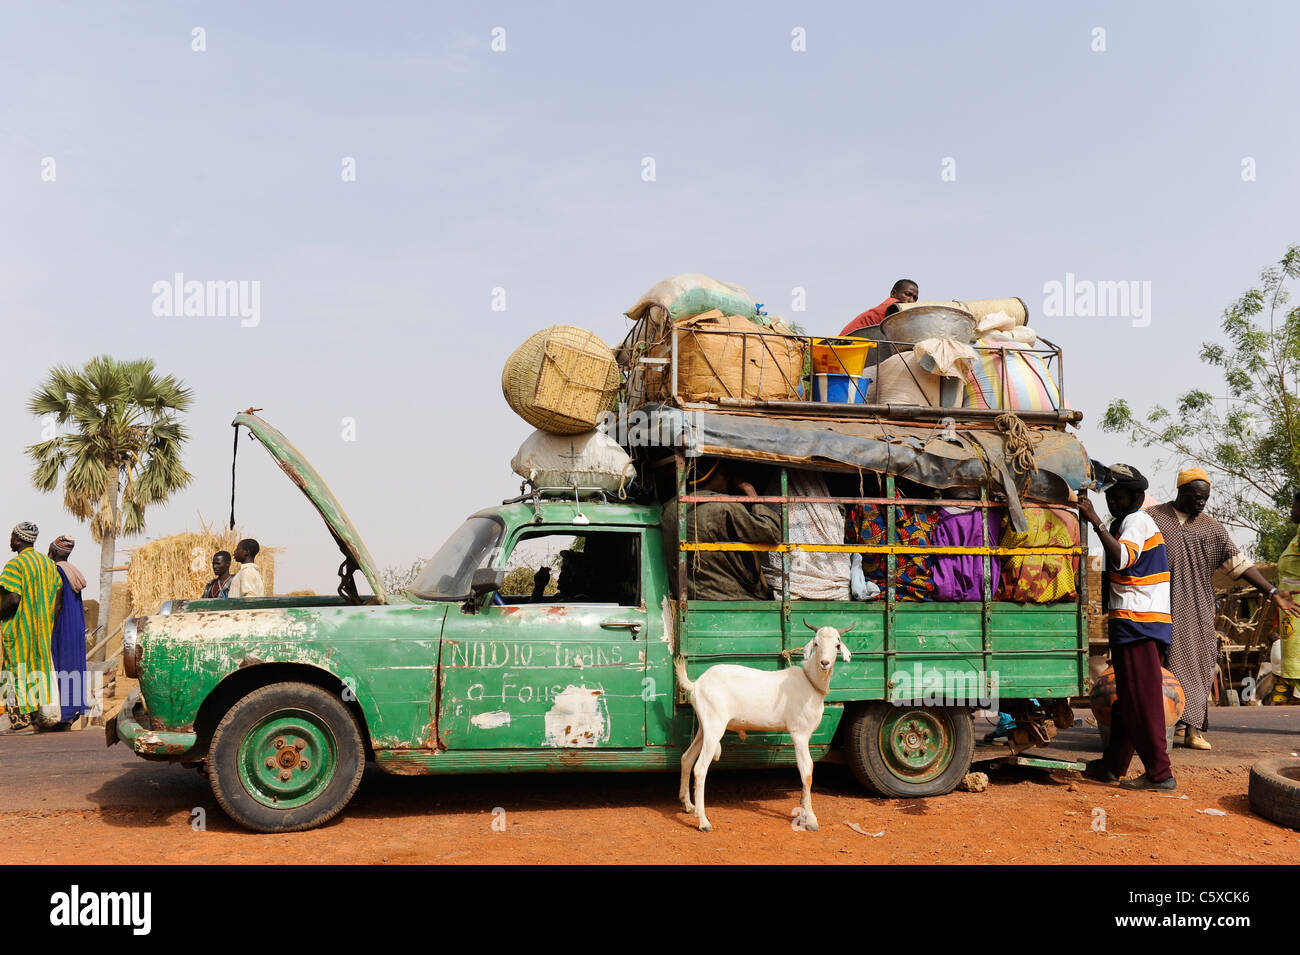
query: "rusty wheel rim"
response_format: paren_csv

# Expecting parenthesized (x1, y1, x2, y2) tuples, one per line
(237, 709, 338, 811)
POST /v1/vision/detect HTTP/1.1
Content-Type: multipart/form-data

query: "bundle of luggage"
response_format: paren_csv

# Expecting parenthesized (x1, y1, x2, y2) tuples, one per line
(617, 273, 806, 407)
(502, 274, 806, 493)
(867, 300, 1064, 412)
(502, 324, 634, 495)
(498, 276, 1067, 495)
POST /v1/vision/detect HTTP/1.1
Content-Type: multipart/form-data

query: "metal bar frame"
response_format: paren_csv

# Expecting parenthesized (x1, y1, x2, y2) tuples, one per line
(666, 325, 1066, 415)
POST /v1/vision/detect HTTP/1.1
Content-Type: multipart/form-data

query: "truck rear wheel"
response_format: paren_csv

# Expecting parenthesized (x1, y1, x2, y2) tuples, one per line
(209, 681, 365, 833)
(845, 701, 973, 798)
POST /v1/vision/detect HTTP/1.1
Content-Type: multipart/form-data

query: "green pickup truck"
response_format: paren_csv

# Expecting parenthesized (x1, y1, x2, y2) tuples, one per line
(111, 411, 1090, 832)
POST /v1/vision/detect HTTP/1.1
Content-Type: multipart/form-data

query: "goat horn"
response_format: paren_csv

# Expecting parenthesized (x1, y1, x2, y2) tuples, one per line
(839, 622, 857, 635)
(803, 618, 819, 631)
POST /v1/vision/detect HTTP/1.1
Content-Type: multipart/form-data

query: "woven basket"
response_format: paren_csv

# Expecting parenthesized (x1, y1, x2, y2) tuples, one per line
(502, 326, 621, 434)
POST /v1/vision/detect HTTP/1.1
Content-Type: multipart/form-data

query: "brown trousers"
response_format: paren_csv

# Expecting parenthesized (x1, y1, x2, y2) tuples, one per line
(1103, 638, 1173, 782)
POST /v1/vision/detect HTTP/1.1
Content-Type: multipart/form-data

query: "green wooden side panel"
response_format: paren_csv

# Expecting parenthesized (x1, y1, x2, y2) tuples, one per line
(682, 600, 1083, 714)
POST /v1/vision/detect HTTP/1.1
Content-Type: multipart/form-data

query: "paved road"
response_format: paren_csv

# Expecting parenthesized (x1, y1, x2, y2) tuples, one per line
(974, 705, 1300, 770)
(2, 706, 1296, 815)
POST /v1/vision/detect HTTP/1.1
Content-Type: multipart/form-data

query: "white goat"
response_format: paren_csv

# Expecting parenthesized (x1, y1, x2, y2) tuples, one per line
(674, 621, 853, 832)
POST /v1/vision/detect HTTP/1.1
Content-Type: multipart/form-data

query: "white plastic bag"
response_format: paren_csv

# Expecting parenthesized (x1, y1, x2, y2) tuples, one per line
(510, 429, 636, 495)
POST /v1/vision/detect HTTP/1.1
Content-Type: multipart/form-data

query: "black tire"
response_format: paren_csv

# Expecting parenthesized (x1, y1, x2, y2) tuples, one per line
(844, 701, 974, 798)
(1249, 756, 1300, 830)
(209, 681, 365, 833)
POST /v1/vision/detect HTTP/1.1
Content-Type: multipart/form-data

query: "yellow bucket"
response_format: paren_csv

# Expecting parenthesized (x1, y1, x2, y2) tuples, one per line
(811, 338, 874, 376)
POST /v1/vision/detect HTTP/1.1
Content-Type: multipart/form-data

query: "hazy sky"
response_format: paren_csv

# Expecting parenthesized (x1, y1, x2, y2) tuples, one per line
(3, 1, 1299, 600)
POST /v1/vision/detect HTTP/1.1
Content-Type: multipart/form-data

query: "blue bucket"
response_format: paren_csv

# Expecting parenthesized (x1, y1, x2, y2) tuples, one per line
(812, 373, 870, 404)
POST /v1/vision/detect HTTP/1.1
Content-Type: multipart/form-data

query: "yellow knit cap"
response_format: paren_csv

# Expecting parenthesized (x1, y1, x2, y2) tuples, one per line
(1176, 467, 1210, 487)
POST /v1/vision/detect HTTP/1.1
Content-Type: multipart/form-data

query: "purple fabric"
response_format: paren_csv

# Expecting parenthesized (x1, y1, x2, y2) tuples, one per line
(930, 507, 1001, 602)
(52, 566, 89, 721)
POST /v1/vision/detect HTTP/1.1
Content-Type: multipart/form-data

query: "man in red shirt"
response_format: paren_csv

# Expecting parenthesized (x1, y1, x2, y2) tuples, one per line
(840, 279, 919, 336)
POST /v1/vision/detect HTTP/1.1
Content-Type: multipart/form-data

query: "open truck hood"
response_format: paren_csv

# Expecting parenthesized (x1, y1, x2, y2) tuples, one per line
(233, 412, 389, 604)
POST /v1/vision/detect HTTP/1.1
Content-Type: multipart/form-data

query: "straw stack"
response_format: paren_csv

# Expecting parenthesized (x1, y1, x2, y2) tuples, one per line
(126, 524, 277, 614)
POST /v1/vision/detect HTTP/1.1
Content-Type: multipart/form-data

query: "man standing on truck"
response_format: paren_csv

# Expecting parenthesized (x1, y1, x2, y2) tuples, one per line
(839, 279, 920, 336)
(1147, 468, 1293, 749)
(228, 539, 265, 598)
(1077, 464, 1177, 791)
(661, 458, 781, 600)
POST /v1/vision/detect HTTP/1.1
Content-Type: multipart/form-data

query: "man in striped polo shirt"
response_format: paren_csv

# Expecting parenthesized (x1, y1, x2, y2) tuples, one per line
(0, 521, 63, 732)
(1077, 464, 1177, 791)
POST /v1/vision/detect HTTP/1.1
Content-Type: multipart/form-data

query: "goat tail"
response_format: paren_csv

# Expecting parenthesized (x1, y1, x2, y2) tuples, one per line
(673, 655, 695, 700)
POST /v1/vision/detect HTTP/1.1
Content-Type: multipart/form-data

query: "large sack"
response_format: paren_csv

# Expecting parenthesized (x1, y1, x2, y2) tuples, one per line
(502, 326, 621, 434)
(866, 351, 943, 406)
(510, 429, 636, 495)
(625, 273, 760, 325)
(961, 340, 1062, 411)
(646, 310, 805, 402)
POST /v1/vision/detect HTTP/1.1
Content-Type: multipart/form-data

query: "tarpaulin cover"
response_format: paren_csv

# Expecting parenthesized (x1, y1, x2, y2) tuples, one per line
(631, 405, 1092, 532)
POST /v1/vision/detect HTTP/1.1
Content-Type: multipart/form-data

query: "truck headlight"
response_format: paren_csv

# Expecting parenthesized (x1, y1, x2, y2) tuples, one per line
(123, 618, 142, 679)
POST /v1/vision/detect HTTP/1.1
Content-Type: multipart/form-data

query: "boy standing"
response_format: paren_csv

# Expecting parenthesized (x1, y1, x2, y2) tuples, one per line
(1077, 463, 1176, 791)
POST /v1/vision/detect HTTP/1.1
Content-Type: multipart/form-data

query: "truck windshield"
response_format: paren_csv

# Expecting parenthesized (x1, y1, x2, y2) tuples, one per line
(410, 516, 504, 600)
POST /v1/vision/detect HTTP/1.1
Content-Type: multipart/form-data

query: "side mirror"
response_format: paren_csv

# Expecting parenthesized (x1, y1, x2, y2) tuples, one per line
(471, 568, 506, 596)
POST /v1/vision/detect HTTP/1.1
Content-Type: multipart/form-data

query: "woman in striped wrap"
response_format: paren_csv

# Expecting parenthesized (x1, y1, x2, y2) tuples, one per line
(0, 523, 63, 730)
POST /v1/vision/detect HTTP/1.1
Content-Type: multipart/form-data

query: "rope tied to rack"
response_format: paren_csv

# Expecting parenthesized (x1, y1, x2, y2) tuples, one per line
(994, 412, 1042, 475)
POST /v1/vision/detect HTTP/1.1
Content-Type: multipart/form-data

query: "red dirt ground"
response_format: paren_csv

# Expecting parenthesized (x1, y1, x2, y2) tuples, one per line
(2, 762, 1295, 864)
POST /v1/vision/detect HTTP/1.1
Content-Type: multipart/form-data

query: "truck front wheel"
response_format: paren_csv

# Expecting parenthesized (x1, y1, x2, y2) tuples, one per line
(208, 681, 366, 833)
(844, 701, 974, 798)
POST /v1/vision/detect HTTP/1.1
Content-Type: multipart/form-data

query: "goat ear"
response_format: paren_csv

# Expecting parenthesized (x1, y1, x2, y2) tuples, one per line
(802, 637, 817, 660)
(839, 640, 852, 663)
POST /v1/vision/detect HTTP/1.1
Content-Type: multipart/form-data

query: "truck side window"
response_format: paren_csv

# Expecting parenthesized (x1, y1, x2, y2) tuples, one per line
(498, 531, 640, 606)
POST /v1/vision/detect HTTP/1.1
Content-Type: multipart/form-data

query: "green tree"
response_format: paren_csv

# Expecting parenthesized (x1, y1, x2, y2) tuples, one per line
(26, 356, 194, 658)
(381, 558, 427, 596)
(1102, 245, 1300, 560)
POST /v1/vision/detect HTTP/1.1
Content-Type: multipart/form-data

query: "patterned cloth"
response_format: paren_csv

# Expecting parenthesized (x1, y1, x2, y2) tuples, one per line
(1147, 503, 1239, 732)
(960, 341, 1062, 411)
(930, 506, 1001, 602)
(1275, 530, 1300, 688)
(999, 506, 1079, 602)
(0, 546, 62, 715)
(847, 497, 939, 601)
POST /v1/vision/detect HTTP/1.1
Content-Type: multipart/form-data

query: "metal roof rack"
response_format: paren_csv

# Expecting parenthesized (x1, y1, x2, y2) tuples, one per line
(501, 485, 613, 505)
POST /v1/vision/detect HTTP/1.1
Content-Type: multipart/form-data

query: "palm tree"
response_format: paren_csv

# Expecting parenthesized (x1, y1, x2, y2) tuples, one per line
(26, 356, 194, 660)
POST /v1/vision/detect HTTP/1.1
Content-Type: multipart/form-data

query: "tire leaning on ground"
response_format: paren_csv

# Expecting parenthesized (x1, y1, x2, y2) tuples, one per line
(844, 701, 974, 798)
(1248, 756, 1300, 831)
(208, 681, 366, 833)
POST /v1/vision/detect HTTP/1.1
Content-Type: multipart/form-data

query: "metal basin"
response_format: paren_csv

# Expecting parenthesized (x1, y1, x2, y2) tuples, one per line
(879, 305, 976, 345)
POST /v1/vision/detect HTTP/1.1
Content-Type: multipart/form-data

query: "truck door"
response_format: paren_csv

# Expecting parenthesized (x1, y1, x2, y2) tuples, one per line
(438, 526, 648, 749)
